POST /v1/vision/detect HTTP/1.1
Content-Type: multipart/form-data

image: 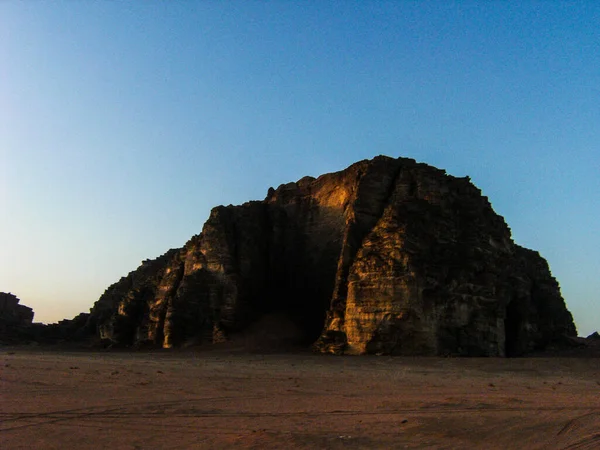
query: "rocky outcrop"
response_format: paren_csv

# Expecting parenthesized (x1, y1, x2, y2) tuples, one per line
(0, 293, 34, 343)
(0, 292, 93, 345)
(31, 313, 92, 344)
(0, 293, 34, 324)
(76, 156, 576, 355)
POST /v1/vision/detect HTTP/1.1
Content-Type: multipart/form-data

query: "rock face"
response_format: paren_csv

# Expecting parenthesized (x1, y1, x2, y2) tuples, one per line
(0, 293, 34, 324)
(78, 156, 576, 355)
(0, 293, 34, 342)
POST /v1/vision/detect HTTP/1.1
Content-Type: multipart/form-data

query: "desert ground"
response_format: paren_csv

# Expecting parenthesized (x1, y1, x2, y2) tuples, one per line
(1, 348, 599, 449)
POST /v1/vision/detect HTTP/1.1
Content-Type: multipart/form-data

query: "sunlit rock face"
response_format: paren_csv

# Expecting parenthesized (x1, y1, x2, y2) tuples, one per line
(82, 156, 576, 355)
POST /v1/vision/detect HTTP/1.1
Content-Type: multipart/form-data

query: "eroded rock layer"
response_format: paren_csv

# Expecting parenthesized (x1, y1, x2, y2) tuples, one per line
(79, 156, 576, 355)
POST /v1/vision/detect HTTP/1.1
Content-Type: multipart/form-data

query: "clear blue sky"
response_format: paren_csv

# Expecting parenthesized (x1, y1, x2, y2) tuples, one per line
(1, 2, 598, 336)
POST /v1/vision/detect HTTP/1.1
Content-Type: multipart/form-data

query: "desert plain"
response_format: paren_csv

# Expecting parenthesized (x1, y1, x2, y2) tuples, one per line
(1, 348, 599, 449)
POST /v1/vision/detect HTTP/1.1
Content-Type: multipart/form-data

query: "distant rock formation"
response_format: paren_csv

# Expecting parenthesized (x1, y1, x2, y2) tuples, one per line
(0, 293, 34, 343)
(54, 156, 578, 355)
(0, 292, 92, 345)
(587, 332, 600, 341)
(0, 292, 34, 323)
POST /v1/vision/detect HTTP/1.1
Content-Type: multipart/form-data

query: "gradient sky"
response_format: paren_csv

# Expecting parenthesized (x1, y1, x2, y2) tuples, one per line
(1, 2, 598, 336)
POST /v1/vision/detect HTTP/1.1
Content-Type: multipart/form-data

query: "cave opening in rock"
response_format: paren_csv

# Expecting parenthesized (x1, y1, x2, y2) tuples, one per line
(504, 299, 523, 357)
(248, 238, 339, 348)
(256, 277, 331, 348)
(288, 292, 331, 346)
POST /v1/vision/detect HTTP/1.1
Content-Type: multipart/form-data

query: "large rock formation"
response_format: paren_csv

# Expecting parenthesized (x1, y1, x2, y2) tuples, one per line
(78, 156, 575, 355)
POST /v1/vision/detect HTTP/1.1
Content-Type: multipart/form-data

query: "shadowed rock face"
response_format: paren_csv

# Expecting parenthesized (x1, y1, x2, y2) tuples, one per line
(0, 293, 34, 324)
(0, 292, 92, 344)
(78, 156, 576, 355)
(0, 293, 34, 343)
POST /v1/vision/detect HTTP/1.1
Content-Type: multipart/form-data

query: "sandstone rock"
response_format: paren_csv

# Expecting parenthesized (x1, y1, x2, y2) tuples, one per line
(0, 292, 34, 324)
(0, 292, 94, 345)
(0, 292, 34, 343)
(587, 332, 600, 340)
(76, 156, 576, 356)
(33, 312, 92, 344)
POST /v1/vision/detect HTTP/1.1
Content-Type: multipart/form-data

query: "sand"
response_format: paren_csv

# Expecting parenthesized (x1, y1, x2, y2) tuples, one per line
(1, 348, 599, 449)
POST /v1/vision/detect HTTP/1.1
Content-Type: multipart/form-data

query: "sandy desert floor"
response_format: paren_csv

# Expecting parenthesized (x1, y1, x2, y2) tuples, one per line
(1, 348, 599, 449)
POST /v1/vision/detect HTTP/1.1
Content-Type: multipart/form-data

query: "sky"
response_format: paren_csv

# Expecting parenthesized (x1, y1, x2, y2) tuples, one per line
(1, 2, 598, 336)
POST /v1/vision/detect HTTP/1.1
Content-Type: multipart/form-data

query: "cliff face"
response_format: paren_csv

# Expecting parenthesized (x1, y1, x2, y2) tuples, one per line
(0, 293, 34, 324)
(0, 293, 34, 343)
(82, 156, 576, 355)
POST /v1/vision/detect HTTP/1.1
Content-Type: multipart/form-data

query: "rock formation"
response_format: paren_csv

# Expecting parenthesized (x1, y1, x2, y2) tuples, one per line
(0, 293, 92, 344)
(0, 292, 34, 343)
(0, 292, 34, 323)
(588, 332, 600, 341)
(74, 156, 575, 355)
